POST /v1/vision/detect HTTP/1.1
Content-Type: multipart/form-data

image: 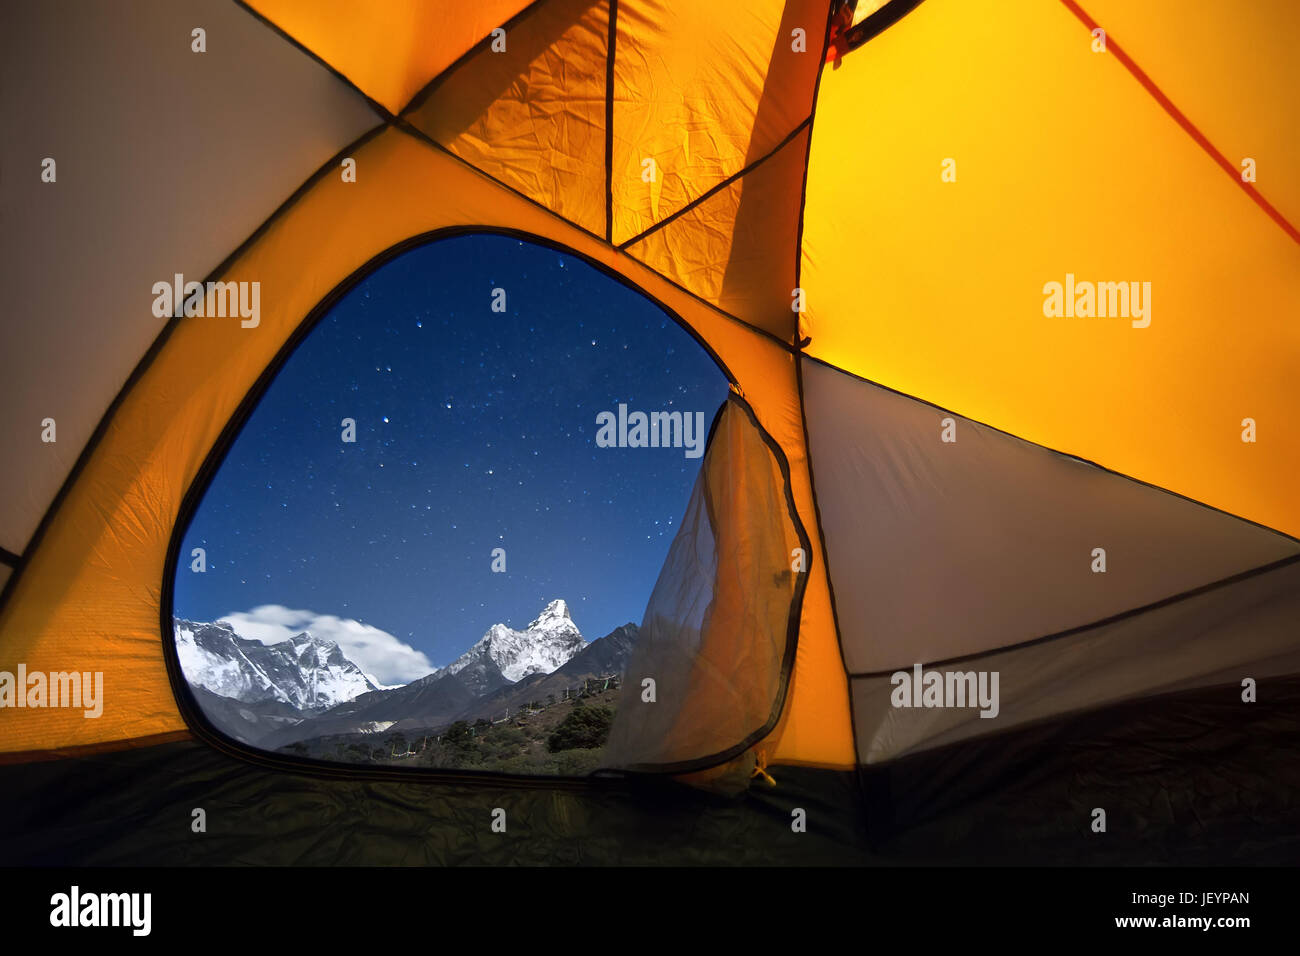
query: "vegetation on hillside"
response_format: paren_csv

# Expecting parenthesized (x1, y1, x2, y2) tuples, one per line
(280, 686, 621, 776)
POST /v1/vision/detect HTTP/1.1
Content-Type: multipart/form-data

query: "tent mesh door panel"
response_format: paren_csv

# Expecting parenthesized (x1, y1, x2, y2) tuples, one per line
(602, 394, 806, 773)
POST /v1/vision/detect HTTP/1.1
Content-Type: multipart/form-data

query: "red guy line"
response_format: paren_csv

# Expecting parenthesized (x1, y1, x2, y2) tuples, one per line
(1060, 0, 1300, 245)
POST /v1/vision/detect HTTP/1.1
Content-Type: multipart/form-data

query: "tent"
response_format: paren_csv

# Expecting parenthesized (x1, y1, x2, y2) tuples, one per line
(1, 0, 1297, 865)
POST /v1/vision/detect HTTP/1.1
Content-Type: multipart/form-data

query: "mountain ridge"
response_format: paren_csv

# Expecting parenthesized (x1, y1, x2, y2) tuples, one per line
(173, 601, 637, 750)
(175, 619, 383, 711)
(444, 598, 586, 693)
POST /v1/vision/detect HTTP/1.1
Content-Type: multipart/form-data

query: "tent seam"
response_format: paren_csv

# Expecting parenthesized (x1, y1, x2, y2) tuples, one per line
(847, 552, 1300, 678)
(793, 354, 863, 769)
(616, 116, 812, 252)
(231, 0, 396, 122)
(398, 0, 552, 117)
(605, 0, 618, 243)
(0, 121, 389, 621)
(802, 354, 1300, 548)
(391, 120, 801, 353)
(776, 3, 864, 771)
(791, 0, 838, 325)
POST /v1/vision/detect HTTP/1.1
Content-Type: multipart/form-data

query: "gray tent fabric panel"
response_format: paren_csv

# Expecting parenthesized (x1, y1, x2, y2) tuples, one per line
(800, 357, 1299, 673)
(851, 558, 1300, 764)
(0, 0, 379, 555)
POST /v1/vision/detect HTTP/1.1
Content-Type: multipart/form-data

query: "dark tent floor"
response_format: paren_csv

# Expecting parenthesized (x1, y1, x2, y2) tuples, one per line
(3, 677, 1298, 866)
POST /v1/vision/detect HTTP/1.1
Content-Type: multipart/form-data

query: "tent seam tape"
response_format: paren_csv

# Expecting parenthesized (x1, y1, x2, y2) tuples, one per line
(791, 0, 837, 305)
(231, 0, 395, 122)
(605, 0, 618, 243)
(0, 730, 195, 766)
(794, 354, 863, 768)
(392, 119, 800, 353)
(801, 354, 1300, 547)
(847, 551, 1300, 678)
(398, 0, 551, 117)
(0, 120, 389, 622)
(781, 3, 864, 770)
(616, 116, 812, 252)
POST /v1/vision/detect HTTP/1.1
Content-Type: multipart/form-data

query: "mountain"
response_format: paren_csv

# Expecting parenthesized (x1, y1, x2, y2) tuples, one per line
(456, 623, 638, 725)
(174, 619, 384, 711)
(443, 599, 586, 695)
(321, 599, 589, 725)
(189, 685, 308, 747)
(552, 623, 637, 679)
(253, 667, 482, 751)
(312, 667, 477, 726)
(176, 601, 635, 752)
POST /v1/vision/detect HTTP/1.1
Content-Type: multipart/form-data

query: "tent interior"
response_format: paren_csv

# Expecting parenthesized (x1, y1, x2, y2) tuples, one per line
(1, 0, 1298, 865)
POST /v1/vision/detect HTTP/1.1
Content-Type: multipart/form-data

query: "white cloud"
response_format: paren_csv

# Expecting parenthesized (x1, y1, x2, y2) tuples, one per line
(218, 605, 436, 686)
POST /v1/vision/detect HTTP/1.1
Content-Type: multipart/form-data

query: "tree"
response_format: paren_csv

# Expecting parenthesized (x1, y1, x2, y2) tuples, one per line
(547, 705, 614, 752)
(443, 720, 472, 747)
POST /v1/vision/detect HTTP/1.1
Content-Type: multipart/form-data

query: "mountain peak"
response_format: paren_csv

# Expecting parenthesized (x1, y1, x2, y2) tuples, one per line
(446, 599, 585, 691)
(529, 598, 570, 628)
(280, 630, 333, 648)
(174, 617, 381, 711)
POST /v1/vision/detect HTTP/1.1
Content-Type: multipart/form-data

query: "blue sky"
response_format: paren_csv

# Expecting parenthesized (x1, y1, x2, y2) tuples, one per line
(173, 234, 729, 683)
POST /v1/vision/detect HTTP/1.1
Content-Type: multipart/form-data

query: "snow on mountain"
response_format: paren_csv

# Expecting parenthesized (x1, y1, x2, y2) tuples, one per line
(176, 600, 594, 747)
(457, 622, 638, 726)
(444, 599, 586, 693)
(174, 618, 385, 711)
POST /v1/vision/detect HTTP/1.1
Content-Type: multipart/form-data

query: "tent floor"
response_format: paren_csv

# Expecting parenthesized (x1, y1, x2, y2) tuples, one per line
(862, 675, 1300, 865)
(2, 676, 1298, 865)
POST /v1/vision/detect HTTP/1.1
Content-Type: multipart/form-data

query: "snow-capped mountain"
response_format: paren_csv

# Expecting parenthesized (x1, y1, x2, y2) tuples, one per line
(459, 622, 637, 725)
(175, 601, 608, 749)
(444, 599, 586, 695)
(174, 618, 384, 711)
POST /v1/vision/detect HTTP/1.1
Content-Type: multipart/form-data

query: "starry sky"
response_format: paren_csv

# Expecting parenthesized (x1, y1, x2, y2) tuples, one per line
(173, 234, 729, 677)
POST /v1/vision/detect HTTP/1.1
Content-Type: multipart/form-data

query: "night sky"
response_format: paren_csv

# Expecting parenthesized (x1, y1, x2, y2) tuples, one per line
(173, 235, 729, 682)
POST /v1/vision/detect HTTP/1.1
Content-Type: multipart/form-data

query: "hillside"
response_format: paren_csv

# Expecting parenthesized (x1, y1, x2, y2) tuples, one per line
(281, 683, 624, 776)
